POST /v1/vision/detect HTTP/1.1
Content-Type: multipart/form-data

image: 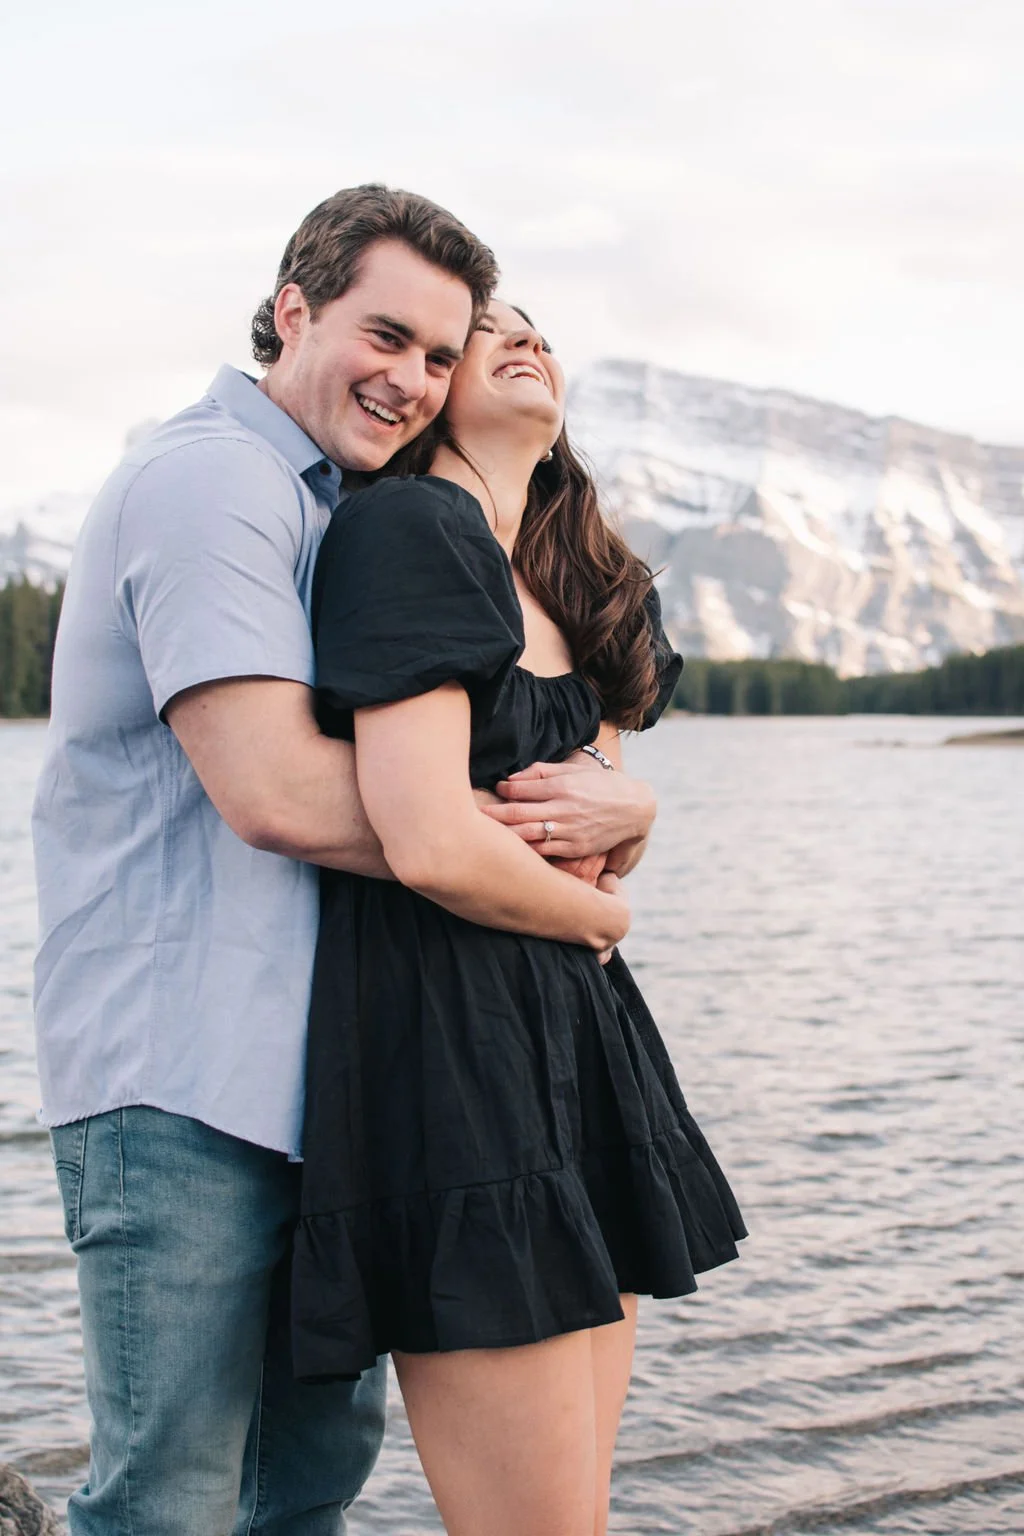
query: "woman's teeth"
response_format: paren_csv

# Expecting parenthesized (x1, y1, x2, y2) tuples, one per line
(495, 365, 545, 385)
(356, 394, 401, 424)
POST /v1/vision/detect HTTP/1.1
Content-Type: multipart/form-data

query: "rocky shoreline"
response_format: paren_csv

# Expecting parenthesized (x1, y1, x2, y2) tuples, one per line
(0, 1466, 61, 1535)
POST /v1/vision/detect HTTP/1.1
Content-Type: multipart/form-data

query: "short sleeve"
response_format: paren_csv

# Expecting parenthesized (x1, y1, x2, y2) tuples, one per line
(640, 584, 683, 729)
(313, 477, 524, 735)
(115, 438, 315, 717)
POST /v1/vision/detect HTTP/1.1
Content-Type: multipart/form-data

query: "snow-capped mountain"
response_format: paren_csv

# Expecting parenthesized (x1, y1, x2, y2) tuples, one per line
(3, 382, 1024, 674)
(0, 423, 158, 588)
(568, 363, 1024, 674)
(0, 491, 91, 586)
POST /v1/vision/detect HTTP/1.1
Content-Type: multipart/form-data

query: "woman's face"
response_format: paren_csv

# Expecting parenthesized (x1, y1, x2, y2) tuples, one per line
(443, 300, 566, 450)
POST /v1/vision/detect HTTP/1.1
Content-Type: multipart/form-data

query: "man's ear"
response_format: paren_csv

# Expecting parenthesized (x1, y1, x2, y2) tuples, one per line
(272, 283, 308, 353)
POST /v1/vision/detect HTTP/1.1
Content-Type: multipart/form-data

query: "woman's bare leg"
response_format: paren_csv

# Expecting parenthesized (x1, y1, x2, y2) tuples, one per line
(394, 1329, 598, 1536)
(590, 1297, 638, 1536)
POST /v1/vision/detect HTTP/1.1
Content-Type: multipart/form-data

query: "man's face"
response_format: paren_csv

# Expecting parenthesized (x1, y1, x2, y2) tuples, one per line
(268, 239, 474, 471)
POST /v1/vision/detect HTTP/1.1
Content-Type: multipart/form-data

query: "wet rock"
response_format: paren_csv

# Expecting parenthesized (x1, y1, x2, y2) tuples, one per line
(0, 1466, 60, 1536)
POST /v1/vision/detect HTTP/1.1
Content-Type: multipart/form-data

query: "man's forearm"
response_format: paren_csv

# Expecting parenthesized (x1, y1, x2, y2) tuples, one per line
(166, 679, 392, 878)
(242, 733, 391, 877)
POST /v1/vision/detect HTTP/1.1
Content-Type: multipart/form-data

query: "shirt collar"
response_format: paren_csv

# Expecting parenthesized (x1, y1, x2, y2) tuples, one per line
(206, 365, 343, 505)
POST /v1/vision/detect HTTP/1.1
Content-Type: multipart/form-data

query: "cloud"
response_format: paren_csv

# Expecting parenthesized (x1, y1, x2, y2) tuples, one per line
(2, 0, 1023, 502)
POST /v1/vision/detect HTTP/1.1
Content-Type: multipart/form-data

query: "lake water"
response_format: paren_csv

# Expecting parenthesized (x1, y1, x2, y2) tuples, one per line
(2, 715, 1023, 1535)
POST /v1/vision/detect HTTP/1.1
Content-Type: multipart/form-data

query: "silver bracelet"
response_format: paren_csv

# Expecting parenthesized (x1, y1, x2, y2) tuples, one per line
(580, 743, 615, 771)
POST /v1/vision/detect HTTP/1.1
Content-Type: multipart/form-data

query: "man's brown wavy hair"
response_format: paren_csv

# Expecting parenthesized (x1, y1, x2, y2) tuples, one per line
(251, 185, 498, 367)
(383, 309, 661, 731)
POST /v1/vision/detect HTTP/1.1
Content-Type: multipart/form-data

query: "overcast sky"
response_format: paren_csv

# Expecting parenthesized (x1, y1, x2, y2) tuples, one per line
(3, 0, 1022, 504)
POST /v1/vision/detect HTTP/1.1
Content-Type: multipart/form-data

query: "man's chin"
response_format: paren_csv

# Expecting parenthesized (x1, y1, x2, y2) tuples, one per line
(332, 424, 414, 474)
(341, 443, 406, 474)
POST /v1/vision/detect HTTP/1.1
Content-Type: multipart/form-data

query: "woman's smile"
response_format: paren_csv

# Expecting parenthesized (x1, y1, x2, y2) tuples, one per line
(492, 360, 550, 390)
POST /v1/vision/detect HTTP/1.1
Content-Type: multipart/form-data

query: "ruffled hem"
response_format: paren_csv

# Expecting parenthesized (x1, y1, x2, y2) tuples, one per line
(291, 1125, 746, 1383)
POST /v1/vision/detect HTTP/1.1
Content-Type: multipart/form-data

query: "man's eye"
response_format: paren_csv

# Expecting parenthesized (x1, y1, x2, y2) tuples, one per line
(428, 356, 455, 371)
(476, 322, 495, 334)
(541, 339, 552, 354)
(373, 330, 401, 346)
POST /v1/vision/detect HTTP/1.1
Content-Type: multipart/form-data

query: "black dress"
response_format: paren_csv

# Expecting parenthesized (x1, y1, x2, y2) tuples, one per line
(292, 476, 746, 1382)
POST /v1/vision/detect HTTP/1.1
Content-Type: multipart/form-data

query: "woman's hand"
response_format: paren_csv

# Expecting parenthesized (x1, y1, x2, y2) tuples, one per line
(481, 757, 656, 860)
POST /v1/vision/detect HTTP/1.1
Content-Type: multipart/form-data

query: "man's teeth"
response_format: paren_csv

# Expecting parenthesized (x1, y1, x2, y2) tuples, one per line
(356, 394, 401, 424)
(496, 365, 545, 384)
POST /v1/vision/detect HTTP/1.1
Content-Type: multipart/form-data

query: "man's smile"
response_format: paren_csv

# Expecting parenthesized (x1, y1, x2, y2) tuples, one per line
(354, 392, 404, 426)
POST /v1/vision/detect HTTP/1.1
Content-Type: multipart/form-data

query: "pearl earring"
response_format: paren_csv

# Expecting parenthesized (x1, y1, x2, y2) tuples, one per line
(541, 449, 554, 462)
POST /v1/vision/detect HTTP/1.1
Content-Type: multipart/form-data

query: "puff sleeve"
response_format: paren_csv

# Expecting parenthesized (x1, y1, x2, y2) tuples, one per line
(312, 477, 524, 738)
(640, 584, 683, 729)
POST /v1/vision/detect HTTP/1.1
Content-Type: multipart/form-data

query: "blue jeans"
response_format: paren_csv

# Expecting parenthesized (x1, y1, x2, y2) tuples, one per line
(50, 1107, 387, 1535)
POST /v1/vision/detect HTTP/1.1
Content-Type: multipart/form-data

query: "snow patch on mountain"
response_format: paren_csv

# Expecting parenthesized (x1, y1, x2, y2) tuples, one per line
(568, 362, 1024, 673)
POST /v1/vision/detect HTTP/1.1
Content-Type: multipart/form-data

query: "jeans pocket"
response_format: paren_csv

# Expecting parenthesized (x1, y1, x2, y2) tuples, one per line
(51, 1119, 88, 1245)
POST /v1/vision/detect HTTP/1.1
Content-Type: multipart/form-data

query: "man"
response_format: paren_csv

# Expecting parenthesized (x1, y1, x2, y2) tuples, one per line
(34, 184, 657, 1533)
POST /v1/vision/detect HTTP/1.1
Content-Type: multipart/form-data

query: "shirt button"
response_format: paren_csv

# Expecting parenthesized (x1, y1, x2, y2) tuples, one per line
(319, 461, 331, 476)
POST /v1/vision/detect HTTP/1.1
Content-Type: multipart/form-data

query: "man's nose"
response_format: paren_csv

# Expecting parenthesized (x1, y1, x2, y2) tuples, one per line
(384, 350, 428, 403)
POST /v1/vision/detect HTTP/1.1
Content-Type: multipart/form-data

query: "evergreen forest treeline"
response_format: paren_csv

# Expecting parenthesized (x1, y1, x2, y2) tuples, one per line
(672, 648, 1024, 716)
(0, 579, 64, 717)
(1, 577, 1023, 718)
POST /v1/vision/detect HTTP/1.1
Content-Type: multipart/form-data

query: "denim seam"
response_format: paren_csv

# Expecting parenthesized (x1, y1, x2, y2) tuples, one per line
(53, 1120, 88, 1244)
(117, 1111, 138, 1536)
(243, 1361, 266, 1535)
(73, 1119, 88, 1244)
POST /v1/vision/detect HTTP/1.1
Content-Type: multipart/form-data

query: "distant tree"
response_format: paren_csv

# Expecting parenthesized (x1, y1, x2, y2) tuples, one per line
(663, 645, 1024, 718)
(673, 658, 708, 713)
(0, 578, 65, 716)
(744, 666, 772, 716)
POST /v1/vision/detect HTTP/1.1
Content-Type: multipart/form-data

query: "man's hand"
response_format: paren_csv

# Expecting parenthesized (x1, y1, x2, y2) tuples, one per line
(480, 758, 655, 863)
(552, 857, 625, 962)
(549, 852, 607, 886)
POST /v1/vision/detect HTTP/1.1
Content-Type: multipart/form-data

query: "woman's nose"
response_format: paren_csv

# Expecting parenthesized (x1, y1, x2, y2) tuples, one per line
(506, 327, 543, 354)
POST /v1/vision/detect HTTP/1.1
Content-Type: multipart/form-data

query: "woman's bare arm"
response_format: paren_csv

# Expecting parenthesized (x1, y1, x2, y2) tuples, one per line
(355, 682, 630, 951)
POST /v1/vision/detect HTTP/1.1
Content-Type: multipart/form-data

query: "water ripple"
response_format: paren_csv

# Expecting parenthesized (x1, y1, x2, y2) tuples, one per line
(3, 716, 1023, 1533)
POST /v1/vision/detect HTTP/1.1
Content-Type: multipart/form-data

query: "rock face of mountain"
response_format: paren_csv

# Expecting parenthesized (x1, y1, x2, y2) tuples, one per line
(4, 383, 1024, 674)
(568, 362, 1024, 674)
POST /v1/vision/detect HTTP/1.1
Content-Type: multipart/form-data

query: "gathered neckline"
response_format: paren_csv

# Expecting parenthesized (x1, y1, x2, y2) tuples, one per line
(515, 665, 583, 685)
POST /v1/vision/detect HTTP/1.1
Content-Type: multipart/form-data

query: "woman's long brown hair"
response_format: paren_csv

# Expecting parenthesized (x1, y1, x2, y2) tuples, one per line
(380, 328, 662, 730)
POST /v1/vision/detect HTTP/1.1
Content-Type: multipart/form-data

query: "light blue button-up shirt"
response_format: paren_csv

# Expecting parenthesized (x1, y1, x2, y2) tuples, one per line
(33, 366, 341, 1156)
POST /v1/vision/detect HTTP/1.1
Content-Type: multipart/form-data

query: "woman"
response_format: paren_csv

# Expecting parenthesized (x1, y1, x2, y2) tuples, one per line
(292, 302, 746, 1536)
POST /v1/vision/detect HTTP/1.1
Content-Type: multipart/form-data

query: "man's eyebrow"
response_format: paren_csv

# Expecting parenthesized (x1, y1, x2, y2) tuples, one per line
(364, 313, 463, 362)
(365, 312, 415, 341)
